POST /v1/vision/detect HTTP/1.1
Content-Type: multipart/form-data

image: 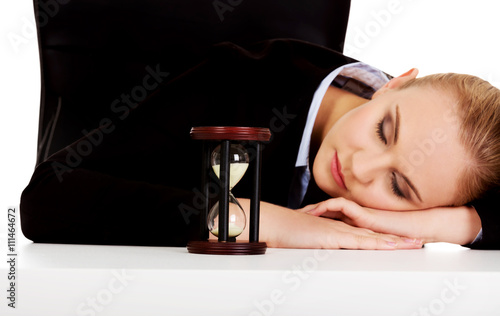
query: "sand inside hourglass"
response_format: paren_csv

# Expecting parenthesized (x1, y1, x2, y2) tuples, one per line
(212, 163, 249, 188)
(210, 223, 244, 237)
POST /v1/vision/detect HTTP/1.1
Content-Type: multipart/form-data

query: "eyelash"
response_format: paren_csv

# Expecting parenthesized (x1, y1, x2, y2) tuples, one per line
(391, 172, 405, 199)
(377, 118, 406, 200)
(376, 118, 387, 144)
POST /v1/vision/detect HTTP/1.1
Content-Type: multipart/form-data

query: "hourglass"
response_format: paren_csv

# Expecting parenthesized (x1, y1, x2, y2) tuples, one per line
(208, 143, 249, 239)
(187, 126, 271, 255)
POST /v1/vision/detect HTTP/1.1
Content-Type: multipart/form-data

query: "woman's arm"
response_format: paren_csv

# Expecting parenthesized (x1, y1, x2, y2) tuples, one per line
(300, 198, 482, 245)
(209, 199, 423, 250)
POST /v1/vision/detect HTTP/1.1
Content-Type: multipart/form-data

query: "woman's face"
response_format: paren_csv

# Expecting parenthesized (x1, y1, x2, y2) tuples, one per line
(313, 85, 468, 210)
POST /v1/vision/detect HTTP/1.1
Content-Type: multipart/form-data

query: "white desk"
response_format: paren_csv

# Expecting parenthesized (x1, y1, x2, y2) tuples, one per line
(2, 235, 500, 316)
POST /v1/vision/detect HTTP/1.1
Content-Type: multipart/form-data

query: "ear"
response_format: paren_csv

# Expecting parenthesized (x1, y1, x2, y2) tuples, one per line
(372, 68, 419, 99)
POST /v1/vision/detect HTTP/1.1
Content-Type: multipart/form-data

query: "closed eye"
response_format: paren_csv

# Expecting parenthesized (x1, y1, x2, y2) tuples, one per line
(391, 172, 405, 199)
(376, 118, 387, 144)
(377, 116, 407, 200)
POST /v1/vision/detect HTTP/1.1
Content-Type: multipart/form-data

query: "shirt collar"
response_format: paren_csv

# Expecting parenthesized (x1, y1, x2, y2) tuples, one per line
(295, 62, 390, 167)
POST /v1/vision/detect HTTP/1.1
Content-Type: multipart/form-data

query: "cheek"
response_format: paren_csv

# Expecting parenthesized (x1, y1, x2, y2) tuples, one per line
(347, 182, 385, 207)
(343, 173, 402, 210)
(334, 109, 374, 146)
(348, 187, 404, 210)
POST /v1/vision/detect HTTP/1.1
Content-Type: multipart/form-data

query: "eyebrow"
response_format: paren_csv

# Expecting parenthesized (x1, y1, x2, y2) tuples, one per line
(401, 174, 423, 203)
(394, 105, 423, 203)
(394, 105, 400, 144)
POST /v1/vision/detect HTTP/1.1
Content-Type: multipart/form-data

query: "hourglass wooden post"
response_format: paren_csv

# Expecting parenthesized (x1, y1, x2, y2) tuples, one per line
(249, 141, 262, 243)
(188, 126, 271, 255)
(218, 139, 230, 242)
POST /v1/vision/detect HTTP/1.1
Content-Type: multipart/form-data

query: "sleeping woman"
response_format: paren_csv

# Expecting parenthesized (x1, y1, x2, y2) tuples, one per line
(20, 39, 500, 250)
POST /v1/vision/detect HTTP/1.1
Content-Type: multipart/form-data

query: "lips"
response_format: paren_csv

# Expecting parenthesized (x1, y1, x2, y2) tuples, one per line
(331, 151, 347, 190)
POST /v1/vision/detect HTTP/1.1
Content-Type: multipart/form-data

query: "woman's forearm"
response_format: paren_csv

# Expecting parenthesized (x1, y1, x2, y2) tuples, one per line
(368, 206, 482, 245)
(301, 198, 482, 246)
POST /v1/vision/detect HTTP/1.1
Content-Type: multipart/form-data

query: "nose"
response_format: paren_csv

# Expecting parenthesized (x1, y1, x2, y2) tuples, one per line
(349, 150, 392, 184)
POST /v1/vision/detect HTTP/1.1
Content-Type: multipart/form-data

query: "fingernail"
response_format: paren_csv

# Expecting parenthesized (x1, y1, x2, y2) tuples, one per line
(386, 241, 398, 247)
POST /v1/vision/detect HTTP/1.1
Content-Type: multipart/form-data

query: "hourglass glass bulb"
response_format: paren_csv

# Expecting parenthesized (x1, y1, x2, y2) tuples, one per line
(207, 200, 246, 238)
(208, 144, 249, 238)
(211, 144, 249, 189)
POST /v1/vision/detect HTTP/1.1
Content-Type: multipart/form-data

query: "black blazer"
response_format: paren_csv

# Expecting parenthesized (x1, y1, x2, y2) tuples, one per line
(20, 39, 354, 246)
(20, 39, 500, 249)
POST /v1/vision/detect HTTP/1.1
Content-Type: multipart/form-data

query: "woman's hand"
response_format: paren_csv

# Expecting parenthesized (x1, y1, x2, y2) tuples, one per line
(299, 197, 378, 230)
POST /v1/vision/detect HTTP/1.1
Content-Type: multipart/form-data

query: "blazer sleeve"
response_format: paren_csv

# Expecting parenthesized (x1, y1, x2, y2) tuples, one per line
(20, 127, 203, 247)
(466, 189, 500, 249)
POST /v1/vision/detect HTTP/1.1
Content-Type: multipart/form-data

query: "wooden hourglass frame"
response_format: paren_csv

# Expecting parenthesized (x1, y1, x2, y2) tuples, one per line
(187, 126, 271, 255)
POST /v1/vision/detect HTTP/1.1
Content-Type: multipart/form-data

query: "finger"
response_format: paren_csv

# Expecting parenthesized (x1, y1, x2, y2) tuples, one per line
(341, 234, 423, 250)
(296, 203, 319, 214)
(324, 222, 423, 250)
(302, 205, 340, 218)
(309, 198, 360, 219)
(306, 198, 344, 216)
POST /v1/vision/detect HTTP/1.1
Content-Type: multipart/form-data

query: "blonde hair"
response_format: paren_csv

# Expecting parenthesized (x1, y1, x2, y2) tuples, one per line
(399, 73, 500, 205)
